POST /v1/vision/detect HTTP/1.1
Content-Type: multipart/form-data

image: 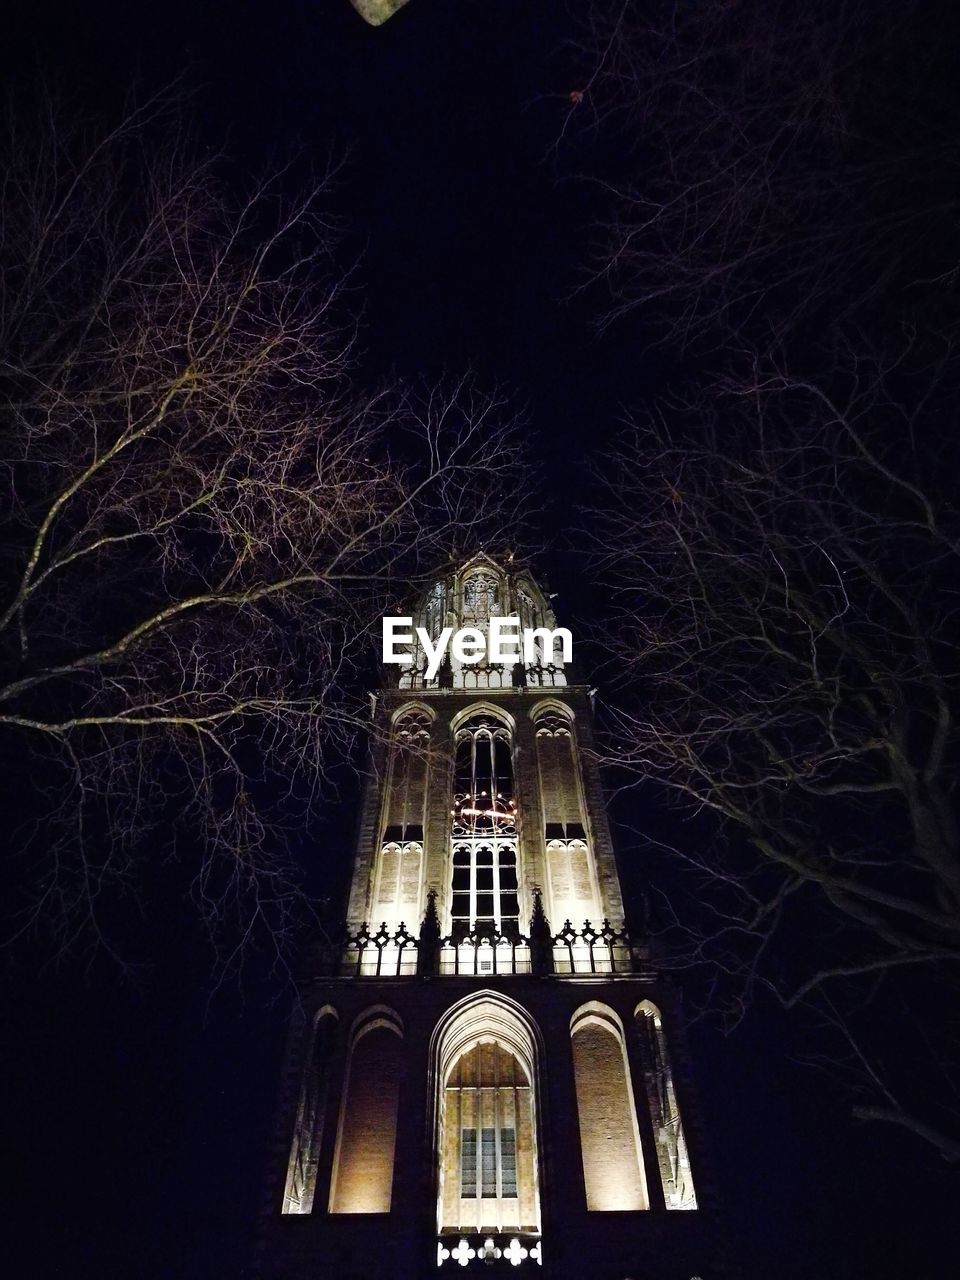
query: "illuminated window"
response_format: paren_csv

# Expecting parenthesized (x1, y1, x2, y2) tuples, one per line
(436, 997, 542, 1239)
(532, 708, 585, 841)
(460, 1125, 518, 1203)
(450, 843, 519, 937)
(382, 709, 431, 845)
(372, 709, 431, 932)
(462, 572, 499, 624)
(450, 714, 518, 937)
(453, 714, 513, 816)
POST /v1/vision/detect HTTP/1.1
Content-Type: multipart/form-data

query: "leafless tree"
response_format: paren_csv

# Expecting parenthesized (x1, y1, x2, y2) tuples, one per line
(587, 341, 960, 1159)
(0, 92, 525, 966)
(570, 0, 960, 1159)
(567, 0, 960, 347)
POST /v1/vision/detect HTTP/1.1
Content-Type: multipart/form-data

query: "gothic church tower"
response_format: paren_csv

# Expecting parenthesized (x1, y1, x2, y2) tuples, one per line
(259, 554, 723, 1279)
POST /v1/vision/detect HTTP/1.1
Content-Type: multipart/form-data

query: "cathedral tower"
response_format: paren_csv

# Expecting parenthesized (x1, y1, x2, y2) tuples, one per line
(260, 554, 723, 1279)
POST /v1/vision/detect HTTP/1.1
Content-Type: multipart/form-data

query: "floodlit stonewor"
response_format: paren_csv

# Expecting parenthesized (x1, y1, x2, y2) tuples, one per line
(258, 554, 721, 1278)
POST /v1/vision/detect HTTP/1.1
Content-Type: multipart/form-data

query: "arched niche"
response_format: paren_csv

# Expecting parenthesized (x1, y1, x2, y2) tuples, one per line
(449, 701, 516, 735)
(328, 1008, 403, 1214)
(432, 994, 542, 1237)
(570, 1002, 648, 1212)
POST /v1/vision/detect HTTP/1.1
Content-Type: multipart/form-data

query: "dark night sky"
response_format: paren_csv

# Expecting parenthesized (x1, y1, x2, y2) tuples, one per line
(2, 3, 956, 1278)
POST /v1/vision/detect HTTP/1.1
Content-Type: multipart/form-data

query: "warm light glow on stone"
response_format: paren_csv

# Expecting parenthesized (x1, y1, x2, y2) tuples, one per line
(329, 1018, 402, 1213)
(570, 1006, 648, 1212)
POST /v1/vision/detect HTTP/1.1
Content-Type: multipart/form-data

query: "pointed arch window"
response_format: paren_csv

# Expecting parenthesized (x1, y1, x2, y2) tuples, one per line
(453, 1044, 523, 1211)
(462, 572, 499, 627)
(425, 580, 446, 641)
(435, 996, 542, 1241)
(533, 706, 600, 937)
(373, 709, 431, 931)
(383, 709, 431, 844)
(450, 714, 518, 938)
(532, 709, 585, 841)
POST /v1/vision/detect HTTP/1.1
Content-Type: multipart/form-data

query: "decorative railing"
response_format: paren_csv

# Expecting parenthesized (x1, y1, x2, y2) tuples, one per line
(437, 1232, 542, 1269)
(438, 928, 532, 977)
(305, 906, 649, 979)
(398, 661, 567, 691)
(551, 919, 639, 975)
(338, 922, 420, 977)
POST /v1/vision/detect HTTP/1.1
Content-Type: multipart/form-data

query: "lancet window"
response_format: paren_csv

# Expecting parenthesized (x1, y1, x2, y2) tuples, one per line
(436, 997, 541, 1240)
(450, 714, 519, 938)
(383, 709, 431, 843)
(425, 580, 446, 641)
(373, 709, 430, 929)
(454, 1044, 523, 1211)
(462, 572, 499, 628)
(533, 706, 599, 930)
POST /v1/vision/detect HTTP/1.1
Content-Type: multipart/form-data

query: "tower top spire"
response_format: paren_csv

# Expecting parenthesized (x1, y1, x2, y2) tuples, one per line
(395, 554, 570, 693)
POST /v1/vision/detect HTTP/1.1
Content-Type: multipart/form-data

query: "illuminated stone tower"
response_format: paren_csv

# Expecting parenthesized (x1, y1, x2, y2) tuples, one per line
(260, 554, 724, 1279)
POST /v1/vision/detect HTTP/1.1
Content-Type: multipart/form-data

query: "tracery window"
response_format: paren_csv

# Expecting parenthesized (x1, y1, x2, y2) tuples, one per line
(373, 709, 431, 931)
(516, 586, 538, 630)
(462, 572, 499, 627)
(383, 709, 431, 844)
(454, 1047, 523, 1212)
(533, 706, 599, 936)
(533, 710, 585, 841)
(425, 580, 446, 642)
(450, 714, 518, 938)
(436, 997, 541, 1239)
(516, 586, 543, 661)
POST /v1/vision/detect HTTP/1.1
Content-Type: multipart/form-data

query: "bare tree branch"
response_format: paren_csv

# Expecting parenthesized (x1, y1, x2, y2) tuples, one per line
(0, 92, 528, 968)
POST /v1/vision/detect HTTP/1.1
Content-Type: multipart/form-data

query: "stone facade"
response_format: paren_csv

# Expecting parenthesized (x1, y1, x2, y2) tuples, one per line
(257, 556, 730, 1280)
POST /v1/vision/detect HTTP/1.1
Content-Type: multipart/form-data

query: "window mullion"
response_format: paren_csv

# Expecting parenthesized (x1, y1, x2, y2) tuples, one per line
(470, 846, 477, 927)
(495, 1091, 503, 1206)
(492, 846, 501, 929)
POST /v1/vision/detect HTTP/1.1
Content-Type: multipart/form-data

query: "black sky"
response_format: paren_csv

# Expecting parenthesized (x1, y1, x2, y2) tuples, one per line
(3, 3, 957, 1278)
